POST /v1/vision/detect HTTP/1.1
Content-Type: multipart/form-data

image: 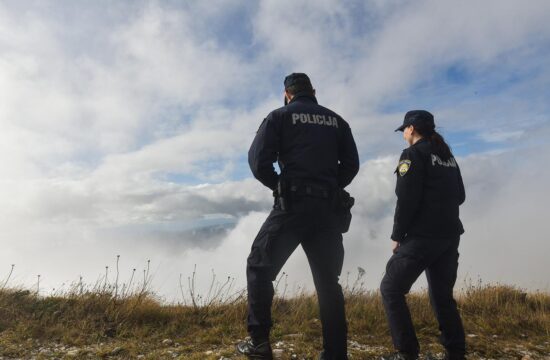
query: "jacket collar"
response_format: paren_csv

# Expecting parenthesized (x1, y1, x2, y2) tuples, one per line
(289, 92, 318, 104)
(412, 137, 429, 146)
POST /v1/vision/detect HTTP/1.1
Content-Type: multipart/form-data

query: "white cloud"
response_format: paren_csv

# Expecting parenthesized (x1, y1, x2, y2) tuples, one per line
(479, 130, 524, 143)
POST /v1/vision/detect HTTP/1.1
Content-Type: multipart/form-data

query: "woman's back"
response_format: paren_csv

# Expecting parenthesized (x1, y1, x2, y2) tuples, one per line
(401, 139, 465, 239)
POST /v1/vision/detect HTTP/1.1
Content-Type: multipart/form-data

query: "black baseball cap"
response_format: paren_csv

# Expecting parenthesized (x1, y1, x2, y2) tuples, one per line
(284, 73, 313, 89)
(395, 110, 435, 132)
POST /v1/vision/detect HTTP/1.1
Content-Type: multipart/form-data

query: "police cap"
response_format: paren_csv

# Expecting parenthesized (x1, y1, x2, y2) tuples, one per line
(284, 73, 313, 90)
(395, 110, 435, 132)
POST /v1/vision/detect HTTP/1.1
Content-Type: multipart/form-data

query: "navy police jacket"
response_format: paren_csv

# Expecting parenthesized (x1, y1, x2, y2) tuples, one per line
(248, 93, 359, 190)
(391, 138, 465, 242)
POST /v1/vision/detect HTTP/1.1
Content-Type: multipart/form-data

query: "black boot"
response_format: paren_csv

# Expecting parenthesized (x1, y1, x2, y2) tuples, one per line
(319, 350, 348, 360)
(444, 351, 465, 360)
(379, 352, 418, 360)
(236, 338, 273, 359)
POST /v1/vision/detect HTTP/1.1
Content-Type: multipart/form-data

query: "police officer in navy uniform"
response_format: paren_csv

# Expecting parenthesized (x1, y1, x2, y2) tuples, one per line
(236, 73, 359, 360)
(380, 110, 466, 360)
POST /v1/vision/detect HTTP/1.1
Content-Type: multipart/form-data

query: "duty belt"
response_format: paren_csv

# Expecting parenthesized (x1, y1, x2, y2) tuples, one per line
(289, 183, 330, 199)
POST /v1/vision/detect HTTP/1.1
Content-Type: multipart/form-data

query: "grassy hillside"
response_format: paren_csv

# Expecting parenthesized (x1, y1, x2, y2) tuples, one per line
(0, 280, 548, 359)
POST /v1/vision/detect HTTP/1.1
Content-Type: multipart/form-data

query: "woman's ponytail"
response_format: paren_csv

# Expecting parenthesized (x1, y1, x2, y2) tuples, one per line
(429, 131, 452, 160)
(414, 123, 453, 160)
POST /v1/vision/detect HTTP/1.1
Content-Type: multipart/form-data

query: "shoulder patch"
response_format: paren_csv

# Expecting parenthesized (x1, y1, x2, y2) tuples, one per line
(398, 160, 411, 176)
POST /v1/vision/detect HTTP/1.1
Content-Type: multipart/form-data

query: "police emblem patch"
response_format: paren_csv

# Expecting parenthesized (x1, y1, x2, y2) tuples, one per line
(398, 160, 411, 176)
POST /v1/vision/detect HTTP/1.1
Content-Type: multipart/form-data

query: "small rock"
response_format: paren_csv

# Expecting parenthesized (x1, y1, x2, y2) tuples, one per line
(273, 349, 284, 358)
(467, 334, 477, 338)
(66, 349, 79, 357)
(349, 340, 369, 351)
(110, 347, 125, 356)
(205, 350, 213, 355)
(162, 338, 174, 346)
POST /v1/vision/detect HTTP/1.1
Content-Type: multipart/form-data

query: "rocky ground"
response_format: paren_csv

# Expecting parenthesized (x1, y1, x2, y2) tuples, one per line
(0, 335, 548, 359)
(0, 284, 548, 359)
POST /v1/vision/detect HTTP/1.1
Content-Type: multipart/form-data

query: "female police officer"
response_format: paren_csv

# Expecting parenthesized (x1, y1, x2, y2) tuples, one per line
(380, 110, 466, 360)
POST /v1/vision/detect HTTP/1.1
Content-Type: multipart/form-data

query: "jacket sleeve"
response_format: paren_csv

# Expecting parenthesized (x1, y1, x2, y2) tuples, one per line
(248, 113, 280, 190)
(457, 163, 466, 205)
(391, 149, 425, 242)
(337, 121, 360, 188)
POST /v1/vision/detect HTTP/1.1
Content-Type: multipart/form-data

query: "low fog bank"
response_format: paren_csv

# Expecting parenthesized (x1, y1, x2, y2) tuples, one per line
(1, 144, 548, 302)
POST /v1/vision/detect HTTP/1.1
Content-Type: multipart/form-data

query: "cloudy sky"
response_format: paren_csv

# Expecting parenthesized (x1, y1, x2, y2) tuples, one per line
(1, 0, 549, 302)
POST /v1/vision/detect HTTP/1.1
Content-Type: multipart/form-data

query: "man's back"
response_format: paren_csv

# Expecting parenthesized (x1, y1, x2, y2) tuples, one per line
(248, 93, 359, 190)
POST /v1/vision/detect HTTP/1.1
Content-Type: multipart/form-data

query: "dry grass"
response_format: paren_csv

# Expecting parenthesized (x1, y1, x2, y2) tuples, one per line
(0, 275, 548, 359)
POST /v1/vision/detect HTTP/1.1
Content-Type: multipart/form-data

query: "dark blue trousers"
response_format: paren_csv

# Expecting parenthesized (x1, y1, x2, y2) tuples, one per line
(246, 197, 348, 360)
(380, 236, 465, 357)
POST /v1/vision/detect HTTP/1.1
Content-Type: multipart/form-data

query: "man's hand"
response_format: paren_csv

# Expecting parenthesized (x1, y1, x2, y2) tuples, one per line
(391, 240, 400, 253)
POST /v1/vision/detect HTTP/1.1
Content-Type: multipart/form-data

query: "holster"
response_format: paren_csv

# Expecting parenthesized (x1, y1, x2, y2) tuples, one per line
(332, 188, 355, 233)
(273, 178, 289, 211)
